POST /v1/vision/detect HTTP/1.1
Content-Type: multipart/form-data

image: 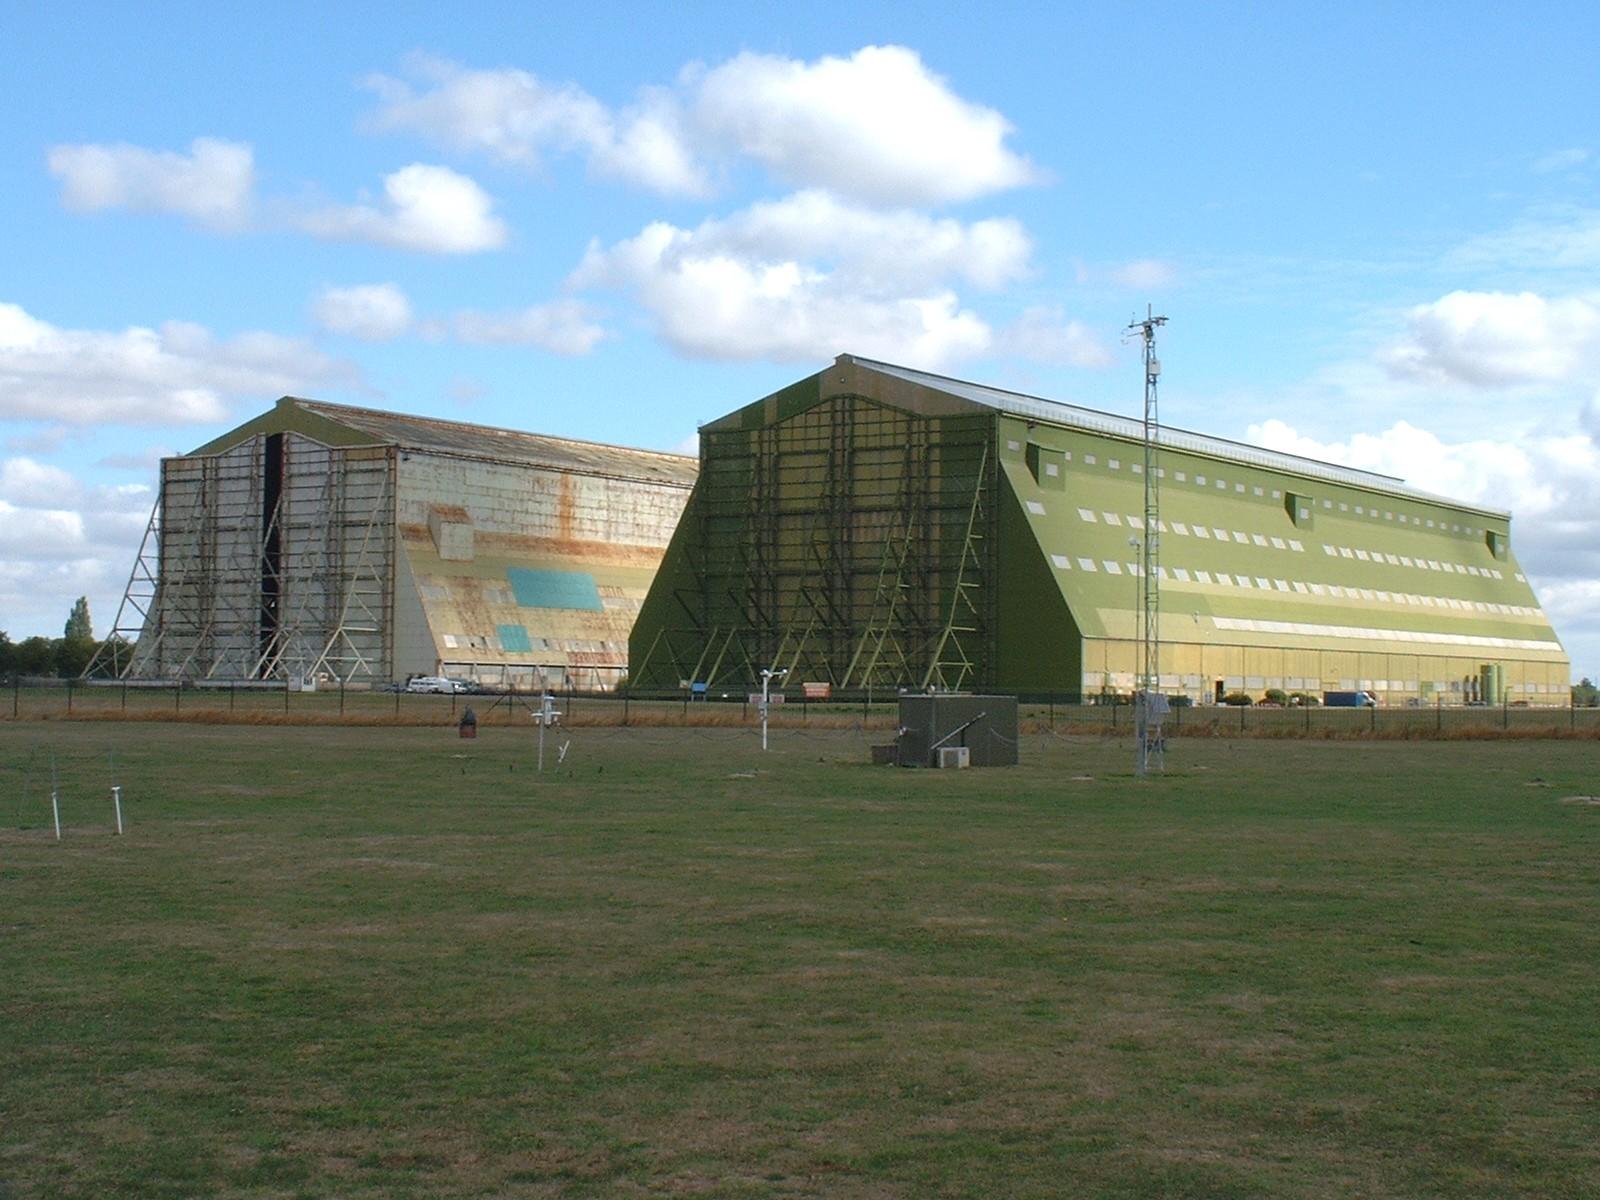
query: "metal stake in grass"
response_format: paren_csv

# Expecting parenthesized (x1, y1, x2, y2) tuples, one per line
(112, 786, 124, 835)
(50, 753, 61, 842)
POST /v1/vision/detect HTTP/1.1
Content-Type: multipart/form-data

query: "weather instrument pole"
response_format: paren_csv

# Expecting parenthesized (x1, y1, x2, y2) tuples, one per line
(760, 667, 787, 751)
(1126, 307, 1168, 775)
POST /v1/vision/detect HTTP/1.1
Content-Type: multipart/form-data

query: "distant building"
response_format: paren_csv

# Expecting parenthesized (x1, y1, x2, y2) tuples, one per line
(100, 397, 696, 689)
(630, 355, 1569, 704)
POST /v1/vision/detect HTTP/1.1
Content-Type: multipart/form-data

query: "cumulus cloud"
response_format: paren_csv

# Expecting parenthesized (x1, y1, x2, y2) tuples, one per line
(46, 137, 255, 231)
(690, 45, 1040, 206)
(998, 307, 1113, 368)
(312, 283, 415, 340)
(1383, 290, 1600, 386)
(453, 300, 605, 355)
(0, 457, 159, 640)
(297, 164, 507, 253)
(569, 197, 1020, 367)
(0, 301, 350, 425)
(365, 46, 1038, 206)
(364, 58, 707, 196)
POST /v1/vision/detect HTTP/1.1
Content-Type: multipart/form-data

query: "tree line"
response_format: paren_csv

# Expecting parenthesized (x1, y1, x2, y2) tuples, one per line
(0, 597, 125, 678)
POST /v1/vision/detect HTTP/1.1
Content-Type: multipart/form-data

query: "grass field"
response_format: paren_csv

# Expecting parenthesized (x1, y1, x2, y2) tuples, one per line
(2, 722, 1597, 1198)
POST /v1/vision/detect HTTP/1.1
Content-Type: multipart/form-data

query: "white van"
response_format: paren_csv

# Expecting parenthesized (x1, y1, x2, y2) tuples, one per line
(405, 675, 455, 694)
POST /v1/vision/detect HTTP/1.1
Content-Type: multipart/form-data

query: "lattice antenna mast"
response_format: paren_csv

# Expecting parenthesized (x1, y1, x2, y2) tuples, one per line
(1127, 307, 1168, 774)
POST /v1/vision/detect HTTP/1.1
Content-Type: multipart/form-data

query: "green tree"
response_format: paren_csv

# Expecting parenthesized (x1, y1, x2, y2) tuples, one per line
(1573, 677, 1599, 708)
(14, 636, 57, 676)
(64, 596, 93, 641)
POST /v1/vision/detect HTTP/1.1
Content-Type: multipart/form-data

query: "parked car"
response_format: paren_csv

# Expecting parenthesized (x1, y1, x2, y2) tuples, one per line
(404, 675, 455, 694)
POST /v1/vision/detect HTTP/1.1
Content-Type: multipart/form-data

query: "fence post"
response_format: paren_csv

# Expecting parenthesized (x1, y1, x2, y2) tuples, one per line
(175, 682, 182, 713)
(13, 676, 18, 719)
(1240, 704, 1246, 734)
(230, 682, 236, 712)
(1305, 704, 1310, 734)
(66, 680, 73, 714)
(122, 681, 128, 712)
(339, 678, 346, 716)
(394, 688, 400, 718)
(1370, 704, 1376, 734)
(1503, 694, 1509, 730)
(623, 687, 630, 727)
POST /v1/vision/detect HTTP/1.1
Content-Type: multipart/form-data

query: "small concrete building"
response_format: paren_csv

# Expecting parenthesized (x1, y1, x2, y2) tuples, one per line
(103, 397, 696, 688)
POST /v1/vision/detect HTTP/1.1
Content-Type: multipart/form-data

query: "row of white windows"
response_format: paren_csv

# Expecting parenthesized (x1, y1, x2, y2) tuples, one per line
(1084, 672, 1561, 694)
(1210, 616, 1556, 654)
(1046, 554, 1538, 617)
(1052, 501, 1504, 580)
(1014, 439, 1485, 536)
(1319, 542, 1504, 580)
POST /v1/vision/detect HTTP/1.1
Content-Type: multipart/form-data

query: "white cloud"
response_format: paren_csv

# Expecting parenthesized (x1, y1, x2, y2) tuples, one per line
(453, 300, 605, 355)
(1108, 259, 1177, 289)
(0, 457, 157, 640)
(1533, 147, 1589, 173)
(46, 137, 255, 231)
(691, 45, 1040, 205)
(364, 47, 1038, 206)
(570, 197, 1015, 368)
(363, 58, 708, 196)
(0, 301, 350, 425)
(0, 457, 81, 507)
(999, 307, 1113, 368)
(312, 283, 415, 340)
(297, 164, 507, 254)
(1383, 290, 1600, 387)
(1447, 209, 1600, 275)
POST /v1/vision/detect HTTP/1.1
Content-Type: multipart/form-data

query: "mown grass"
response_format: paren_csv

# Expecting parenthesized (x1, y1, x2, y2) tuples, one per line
(2, 724, 1597, 1198)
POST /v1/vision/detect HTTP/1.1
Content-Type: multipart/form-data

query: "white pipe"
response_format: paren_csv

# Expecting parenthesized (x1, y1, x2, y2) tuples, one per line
(112, 786, 124, 835)
(51, 790, 61, 841)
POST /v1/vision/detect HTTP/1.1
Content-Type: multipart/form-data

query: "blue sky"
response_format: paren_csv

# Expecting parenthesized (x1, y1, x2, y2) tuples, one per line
(5, 2, 1600, 679)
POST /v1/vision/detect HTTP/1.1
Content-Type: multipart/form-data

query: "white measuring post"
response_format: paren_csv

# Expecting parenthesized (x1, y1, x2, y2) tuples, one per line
(50, 753, 61, 841)
(112, 785, 124, 835)
(759, 667, 787, 751)
(537, 692, 553, 772)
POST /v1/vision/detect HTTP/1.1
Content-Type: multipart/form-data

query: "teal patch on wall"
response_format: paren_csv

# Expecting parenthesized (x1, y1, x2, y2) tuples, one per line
(507, 568, 603, 611)
(497, 624, 532, 652)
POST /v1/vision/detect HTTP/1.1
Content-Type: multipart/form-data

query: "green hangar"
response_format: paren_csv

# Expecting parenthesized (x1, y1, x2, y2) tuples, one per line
(629, 354, 1569, 705)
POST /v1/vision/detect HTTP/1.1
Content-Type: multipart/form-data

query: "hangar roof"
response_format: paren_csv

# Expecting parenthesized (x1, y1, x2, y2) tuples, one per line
(189, 396, 698, 488)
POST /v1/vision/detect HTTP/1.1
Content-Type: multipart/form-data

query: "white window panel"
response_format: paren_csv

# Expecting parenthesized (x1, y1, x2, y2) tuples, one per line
(1323, 544, 1337, 555)
(1274, 579, 1291, 591)
(1310, 583, 1327, 595)
(1376, 590, 1391, 602)
(1044, 462, 1059, 477)
(1288, 539, 1304, 552)
(1194, 570, 1212, 583)
(1077, 557, 1097, 571)
(1174, 471, 1187, 481)
(1108, 458, 1121, 469)
(1077, 507, 1098, 522)
(1427, 560, 1440, 570)
(1355, 549, 1370, 561)
(1103, 560, 1122, 574)
(1132, 463, 1143, 474)
(1173, 567, 1191, 581)
(1254, 486, 1265, 496)
(1216, 573, 1234, 585)
(1270, 536, 1286, 549)
(1359, 589, 1375, 600)
(1252, 534, 1268, 546)
(1236, 483, 1246, 493)
(1126, 515, 1143, 529)
(1007, 439, 1021, 451)
(1293, 581, 1309, 593)
(1230, 530, 1246, 543)
(1102, 511, 1122, 525)
(1193, 525, 1210, 538)
(1195, 475, 1207, 485)
(1217, 479, 1228, 489)
(1171, 521, 1189, 535)
(1355, 506, 1365, 515)
(1256, 577, 1272, 589)
(1340, 547, 1354, 558)
(1328, 585, 1345, 597)
(1084, 454, 1097, 465)
(1339, 503, 1349, 512)
(1026, 500, 1046, 514)
(1051, 554, 1071, 569)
